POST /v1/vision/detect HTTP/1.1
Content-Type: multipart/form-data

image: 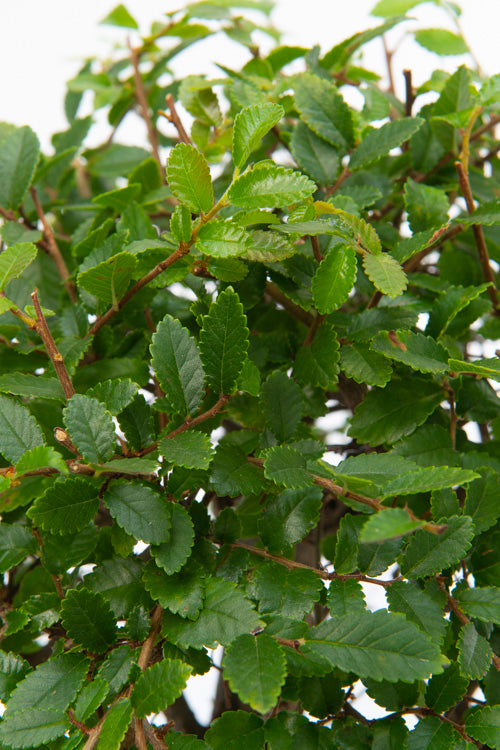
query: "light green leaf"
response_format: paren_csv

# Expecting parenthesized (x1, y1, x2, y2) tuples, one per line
(415, 28, 468, 55)
(243, 229, 296, 263)
(162, 576, 262, 648)
(74, 677, 109, 722)
(350, 118, 424, 169)
(159, 431, 214, 469)
(16, 445, 68, 476)
(362, 252, 407, 297)
(228, 164, 316, 208)
(0, 125, 40, 208)
(150, 315, 205, 417)
(303, 609, 444, 682)
(455, 587, 500, 624)
(104, 480, 170, 544)
(224, 633, 286, 713)
(167, 143, 213, 213)
(465, 706, 500, 748)
(294, 73, 354, 149)
(87, 378, 139, 415)
(97, 698, 133, 750)
(386, 581, 447, 643)
(63, 393, 116, 463)
(290, 121, 339, 186)
(233, 102, 284, 168)
(261, 369, 302, 443)
(151, 502, 195, 575)
(372, 0, 423, 15)
(0, 243, 37, 291)
(0, 524, 37, 574)
(404, 178, 450, 233)
(27, 476, 99, 534)
(372, 329, 449, 373)
(199, 287, 249, 394)
(294, 322, 340, 388)
(78, 250, 136, 305)
(457, 622, 492, 679)
(312, 244, 357, 313)
(259, 486, 323, 553)
(264, 446, 313, 489)
(0, 394, 45, 463)
(132, 660, 192, 718)
(340, 344, 392, 387)
(381, 466, 478, 497)
(97, 457, 159, 475)
(360, 508, 425, 543)
(350, 376, 443, 446)
(100, 4, 138, 28)
(61, 588, 117, 653)
(196, 219, 252, 258)
(399, 516, 475, 579)
(170, 203, 193, 242)
(448, 357, 500, 381)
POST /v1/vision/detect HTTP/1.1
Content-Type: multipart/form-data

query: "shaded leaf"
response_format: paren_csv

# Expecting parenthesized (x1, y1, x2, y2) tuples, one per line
(104, 480, 170, 544)
(261, 369, 302, 443)
(465, 706, 500, 748)
(0, 394, 45, 463)
(340, 343, 392, 387)
(61, 588, 117, 653)
(400, 516, 475, 579)
(425, 663, 468, 713)
(294, 73, 354, 149)
(294, 322, 340, 388)
(78, 251, 136, 305)
(205, 711, 264, 750)
(152, 502, 195, 575)
(0, 524, 37, 574)
(350, 117, 424, 169)
(259, 486, 323, 553)
(290, 121, 339, 186)
(252, 562, 323, 619)
(143, 560, 204, 619)
(404, 178, 450, 233)
(458, 622, 492, 679)
(0, 125, 40, 209)
(224, 633, 286, 713)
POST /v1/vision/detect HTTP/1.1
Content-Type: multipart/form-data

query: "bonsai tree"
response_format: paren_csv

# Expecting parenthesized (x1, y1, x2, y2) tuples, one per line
(0, 1, 499, 747)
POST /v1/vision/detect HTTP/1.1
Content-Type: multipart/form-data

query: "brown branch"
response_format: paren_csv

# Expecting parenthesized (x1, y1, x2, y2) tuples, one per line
(29, 187, 77, 303)
(137, 604, 163, 671)
(134, 716, 148, 750)
(129, 43, 164, 180)
(303, 313, 324, 346)
(31, 290, 75, 400)
(265, 281, 314, 327)
(311, 235, 322, 263)
(325, 165, 351, 197)
(403, 69, 414, 118)
(163, 94, 191, 145)
(87, 243, 190, 337)
(443, 379, 457, 450)
(67, 710, 91, 735)
(455, 161, 499, 313)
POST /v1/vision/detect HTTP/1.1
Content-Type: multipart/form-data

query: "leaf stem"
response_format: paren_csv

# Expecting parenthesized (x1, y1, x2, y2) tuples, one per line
(31, 289, 75, 400)
(129, 42, 164, 180)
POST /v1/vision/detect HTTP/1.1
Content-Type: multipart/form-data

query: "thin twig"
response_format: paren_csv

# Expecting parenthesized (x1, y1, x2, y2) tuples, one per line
(67, 710, 91, 735)
(403, 69, 414, 117)
(311, 235, 323, 263)
(265, 281, 314, 326)
(325, 165, 351, 197)
(455, 161, 499, 313)
(382, 37, 395, 96)
(443, 379, 457, 450)
(137, 604, 163, 671)
(163, 93, 192, 145)
(303, 314, 324, 346)
(129, 42, 164, 179)
(31, 290, 75, 400)
(29, 187, 77, 303)
(87, 243, 190, 337)
(134, 716, 148, 750)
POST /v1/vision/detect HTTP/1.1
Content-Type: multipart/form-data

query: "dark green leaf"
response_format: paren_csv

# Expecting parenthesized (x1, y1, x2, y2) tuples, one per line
(381, 466, 478, 498)
(205, 711, 264, 750)
(0, 708, 70, 748)
(85, 558, 152, 616)
(27, 477, 99, 534)
(159, 430, 214, 469)
(132, 659, 192, 718)
(15, 445, 68, 476)
(350, 118, 424, 169)
(386, 581, 447, 643)
(264, 446, 313, 489)
(290, 122, 339, 186)
(252, 562, 323, 618)
(211, 444, 264, 497)
(0, 652, 31, 703)
(340, 344, 392, 387)
(399, 516, 475, 579)
(261, 370, 302, 443)
(61, 588, 117, 653)
(233, 103, 284, 168)
(457, 622, 492, 679)
(464, 469, 500, 534)
(0, 394, 45, 463)
(5, 653, 88, 713)
(371, 329, 449, 373)
(104, 480, 170, 544)
(166, 143, 213, 213)
(0, 524, 37, 573)
(404, 178, 450, 233)
(406, 716, 459, 750)
(294, 322, 340, 388)
(97, 645, 138, 694)
(0, 373, 64, 401)
(224, 633, 286, 713)
(425, 663, 468, 713)
(152, 502, 195, 575)
(143, 559, 205, 619)
(334, 514, 364, 574)
(228, 164, 316, 208)
(259, 487, 322, 553)
(63, 394, 116, 463)
(465, 706, 500, 748)
(0, 125, 40, 208)
(326, 579, 366, 617)
(455, 587, 500, 624)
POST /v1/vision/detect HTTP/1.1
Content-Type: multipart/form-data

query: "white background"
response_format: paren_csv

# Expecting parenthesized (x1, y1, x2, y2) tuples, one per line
(1, 0, 498, 727)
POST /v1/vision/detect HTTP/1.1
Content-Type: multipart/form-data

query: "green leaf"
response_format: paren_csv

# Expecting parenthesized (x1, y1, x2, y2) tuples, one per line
(350, 117, 424, 169)
(371, 0, 423, 15)
(264, 446, 313, 489)
(464, 469, 500, 534)
(78, 251, 136, 305)
(205, 711, 264, 750)
(15, 445, 68, 476)
(334, 514, 364, 573)
(372, 329, 449, 373)
(210, 444, 264, 496)
(326, 579, 366, 617)
(312, 244, 357, 313)
(386, 581, 447, 643)
(166, 143, 213, 213)
(196, 219, 252, 258)
(199, 287, 249, 394)
(74, 677, 109, 722)
(0, 652, 31, 703)
(290, 121, 339, 186)
(104, 480, 170, 544)
(143, 559, 204, 619)
(457, 622, 492, 679)
(362, 252, 407, 297)
(244, 229, 296, 263)
(360, 508, 425, 543)
(448, 357, 500, 380)
(0, 125, 40, 208)
(98, 457, 159, 475)
(170, 203, 193, 242)
(340, 344, 392, 387)
(97, 698, 133, 750)
(427, 284, 490, 339)
(465, 706, 500, 748)
(162, 576, 262, 648)
(381, 466, 478, 498)
(132, 659, 192, 718)
(459, 200, 500, 226)
(97, 645, 138, 694)
(303, 609, 444, 682)
(0, 373, 64, 400)
(5, 652, 88, 713)
(0, 708, 70, 748)
(406, 716, 459, 750)
(0, 524, 37, 573)
(294, 73, 354, 149)
(261, 370, 302, 443)
(152, 502, 195, 575)
(233, 102, 284, 168)
(415, 28, 468, 55)
(61, 588, 117, 653)
(391, 425, 456, 468)
(0, 243, 37, 290)
(150, 315, 205, 417)
(100, 4, 138, 28)
(425, 663, 468, 713)
(294, 322, 340, 388)
(252, 562, 323, 618)
(404, 178, 450, 233)
(63, 394, 115, 463)
(85, 558, 152, 617)
(259, 486, 323, 553)
(455, 587, 500, 624)
(0, 394, 45, 463)
(228, 164, 316, 208)
(27, 476, 99, 534)
(159, 431, 214, 469)
(223, 633, 286, 713)
(87, 378, 138, 416)
(350, 376, 443, 446)
(399, 516, 475, 579)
